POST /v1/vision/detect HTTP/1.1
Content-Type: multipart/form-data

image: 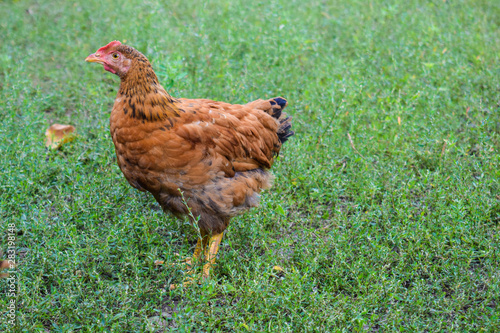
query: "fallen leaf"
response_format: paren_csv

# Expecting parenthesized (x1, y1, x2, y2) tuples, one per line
(0, 259, 14, 278)
(45, 124, 76, 149)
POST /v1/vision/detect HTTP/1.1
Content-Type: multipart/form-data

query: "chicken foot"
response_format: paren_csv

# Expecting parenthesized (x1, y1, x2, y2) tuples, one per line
(168, 232, 224, 290)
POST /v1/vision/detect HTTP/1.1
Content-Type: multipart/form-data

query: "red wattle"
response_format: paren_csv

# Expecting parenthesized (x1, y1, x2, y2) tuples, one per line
(103, 64, 116, 74)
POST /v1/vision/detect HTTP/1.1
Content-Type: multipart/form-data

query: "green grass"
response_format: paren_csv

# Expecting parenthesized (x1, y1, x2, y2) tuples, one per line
(1, 0, 499, 331)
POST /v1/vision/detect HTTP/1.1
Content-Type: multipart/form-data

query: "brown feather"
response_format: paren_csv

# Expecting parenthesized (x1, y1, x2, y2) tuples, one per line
(103, 44, 293, 234)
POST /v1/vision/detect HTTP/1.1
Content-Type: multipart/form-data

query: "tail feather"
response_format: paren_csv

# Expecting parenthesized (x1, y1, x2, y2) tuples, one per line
(246, 96, 295, 144)
(276, 115, 294, 144)
(269, 97, 294, 144)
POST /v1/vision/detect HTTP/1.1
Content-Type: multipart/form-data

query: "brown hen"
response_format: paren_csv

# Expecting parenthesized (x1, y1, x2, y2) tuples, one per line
(86, 41, 293, 287)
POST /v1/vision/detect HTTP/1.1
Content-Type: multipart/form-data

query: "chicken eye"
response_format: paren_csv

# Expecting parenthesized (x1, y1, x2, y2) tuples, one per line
(112, 53, 119, 59)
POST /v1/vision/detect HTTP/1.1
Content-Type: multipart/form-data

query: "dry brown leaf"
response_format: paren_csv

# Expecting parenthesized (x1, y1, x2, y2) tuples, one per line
(0, 260, 14, 278)
(45, 124, 76, 149)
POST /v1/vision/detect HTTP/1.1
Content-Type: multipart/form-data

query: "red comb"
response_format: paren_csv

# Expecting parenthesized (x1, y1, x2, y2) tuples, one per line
(97, 40, 122, 54)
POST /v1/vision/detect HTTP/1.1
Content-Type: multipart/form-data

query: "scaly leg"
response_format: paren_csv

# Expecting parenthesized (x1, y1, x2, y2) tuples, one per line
(202, 232, 224, 280)
(168, 232, 223, 289)
(168, 232, 210, 290)
(191, 237, 203, 258)
(184, 235, 206, 268)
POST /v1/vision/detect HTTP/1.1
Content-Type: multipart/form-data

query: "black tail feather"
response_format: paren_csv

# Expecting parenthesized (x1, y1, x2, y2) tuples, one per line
(274, 97, 287, 108)
(270, 97, 294, 144)
(277, 118, 294, 143)
(272, 108, 282, 120)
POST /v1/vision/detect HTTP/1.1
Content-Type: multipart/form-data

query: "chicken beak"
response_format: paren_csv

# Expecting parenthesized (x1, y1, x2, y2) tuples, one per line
(85, 53, 104, 63)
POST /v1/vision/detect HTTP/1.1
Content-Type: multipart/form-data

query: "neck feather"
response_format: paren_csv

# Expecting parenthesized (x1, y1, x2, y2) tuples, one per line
(117, 60, 180, 121)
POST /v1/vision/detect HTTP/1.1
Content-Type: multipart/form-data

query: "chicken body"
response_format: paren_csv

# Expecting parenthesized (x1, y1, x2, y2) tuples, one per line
(86, 41, 293, 285)
(111, 97, 286, 234)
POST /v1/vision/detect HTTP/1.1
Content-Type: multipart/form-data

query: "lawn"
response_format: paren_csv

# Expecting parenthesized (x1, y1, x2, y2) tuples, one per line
(1, 0, 499, 331)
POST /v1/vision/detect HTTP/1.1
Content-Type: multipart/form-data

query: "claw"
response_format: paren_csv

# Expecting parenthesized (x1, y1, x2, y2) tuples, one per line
(167, 232, 224, 289)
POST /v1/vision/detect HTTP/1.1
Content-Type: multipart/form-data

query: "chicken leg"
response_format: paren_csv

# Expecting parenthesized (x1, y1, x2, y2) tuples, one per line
(202, 232, 224, 279)
(180, 235, 207, 269)
(168, 232, 224, 289)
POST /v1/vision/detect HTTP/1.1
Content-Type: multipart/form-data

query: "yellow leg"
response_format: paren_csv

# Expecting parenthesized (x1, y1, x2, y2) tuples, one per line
(202, 232, 224, 280)
(168, 232, 223, 290)
(187, 236, 205, 267)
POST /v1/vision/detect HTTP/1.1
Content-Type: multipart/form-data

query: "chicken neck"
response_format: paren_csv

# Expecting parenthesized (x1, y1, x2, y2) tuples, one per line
(116, 57, 181, 121)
